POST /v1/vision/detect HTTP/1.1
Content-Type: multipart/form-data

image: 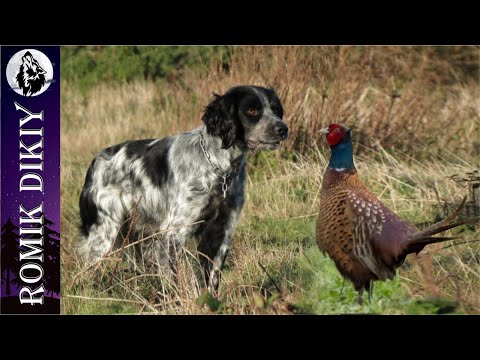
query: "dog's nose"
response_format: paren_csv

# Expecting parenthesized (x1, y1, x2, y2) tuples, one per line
(275, 122, 289, 138)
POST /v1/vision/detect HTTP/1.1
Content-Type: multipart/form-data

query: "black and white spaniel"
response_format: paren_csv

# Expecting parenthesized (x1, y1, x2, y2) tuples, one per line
(78, 85, 288, 294)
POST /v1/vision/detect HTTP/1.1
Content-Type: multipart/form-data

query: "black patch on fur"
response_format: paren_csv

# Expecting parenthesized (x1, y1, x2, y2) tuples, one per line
(142, 137, 173, 187)
(202, 92, 243, 149)
(103, 143, 125, 156)
(264, 87, 284, 118)
(125, 139, 156, 159)
(133, 177, 143, 189)
(79, 158, 98, 237)
(196, 205, 236, 287)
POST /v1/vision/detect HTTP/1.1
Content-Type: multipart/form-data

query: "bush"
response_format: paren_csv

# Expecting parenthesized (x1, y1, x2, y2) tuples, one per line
(61, 46, 230, 92)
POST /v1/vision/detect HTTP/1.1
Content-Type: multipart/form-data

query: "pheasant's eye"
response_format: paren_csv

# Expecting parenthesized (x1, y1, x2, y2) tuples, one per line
(334, 128, 341, 133)
(245, 108, 257, 116)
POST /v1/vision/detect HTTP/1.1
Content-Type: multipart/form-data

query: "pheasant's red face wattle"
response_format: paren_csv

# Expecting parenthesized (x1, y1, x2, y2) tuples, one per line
(326, 124, 346, 147)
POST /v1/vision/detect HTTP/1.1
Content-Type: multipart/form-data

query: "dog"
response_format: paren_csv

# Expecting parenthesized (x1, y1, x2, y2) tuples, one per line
(78, 85, 288, 294)
(15, 51, 47, 96)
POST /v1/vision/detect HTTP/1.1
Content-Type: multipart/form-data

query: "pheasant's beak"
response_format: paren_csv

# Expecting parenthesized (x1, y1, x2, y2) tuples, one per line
(319, 127, 330, 134)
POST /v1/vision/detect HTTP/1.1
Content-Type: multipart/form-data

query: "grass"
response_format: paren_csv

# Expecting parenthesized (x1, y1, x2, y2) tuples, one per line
(60, 46, 479, 314)
(62, 147, 479, 314)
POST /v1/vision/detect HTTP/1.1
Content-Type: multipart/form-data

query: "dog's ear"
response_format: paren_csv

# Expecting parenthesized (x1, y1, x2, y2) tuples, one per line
(202, 92, 240, 149)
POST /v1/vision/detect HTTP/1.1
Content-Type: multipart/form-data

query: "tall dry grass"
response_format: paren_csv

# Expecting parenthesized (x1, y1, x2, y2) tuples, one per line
(61, 46, 479, 314)
(188, 46, 479, 158)
(62, 46, 479, 162)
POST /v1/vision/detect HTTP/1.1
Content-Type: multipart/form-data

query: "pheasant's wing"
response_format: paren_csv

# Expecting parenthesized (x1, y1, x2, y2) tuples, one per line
(345, 190, 395, 280)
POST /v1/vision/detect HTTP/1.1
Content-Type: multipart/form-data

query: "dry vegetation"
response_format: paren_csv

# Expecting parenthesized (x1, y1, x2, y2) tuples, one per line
(61, 46, 479, 314)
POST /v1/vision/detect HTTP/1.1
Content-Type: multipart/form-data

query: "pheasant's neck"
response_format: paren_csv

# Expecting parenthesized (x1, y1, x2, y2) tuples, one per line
(328, 140, 355, 171)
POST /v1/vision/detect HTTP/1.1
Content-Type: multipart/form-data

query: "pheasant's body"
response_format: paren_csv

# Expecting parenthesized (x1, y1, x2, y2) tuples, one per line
(316, 124, 475, 302)
(316, 167, 415, 292)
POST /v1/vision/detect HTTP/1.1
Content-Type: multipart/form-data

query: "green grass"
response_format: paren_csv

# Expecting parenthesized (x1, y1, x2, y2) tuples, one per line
(232, 213, 416, 315)
(295, 247, 412, 314)
(66, 297, 139, 315)
(62, 147, 479, 314)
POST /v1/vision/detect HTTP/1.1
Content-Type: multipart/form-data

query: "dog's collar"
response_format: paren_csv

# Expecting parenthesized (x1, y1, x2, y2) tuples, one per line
(199, 130, 240, 198)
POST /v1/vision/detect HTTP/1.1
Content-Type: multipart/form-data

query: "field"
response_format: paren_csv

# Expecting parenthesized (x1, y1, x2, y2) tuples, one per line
(61, 46, 479, 314)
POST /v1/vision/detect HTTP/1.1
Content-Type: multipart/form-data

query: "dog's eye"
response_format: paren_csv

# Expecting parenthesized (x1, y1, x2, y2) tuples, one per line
(245, 108, 258, 116)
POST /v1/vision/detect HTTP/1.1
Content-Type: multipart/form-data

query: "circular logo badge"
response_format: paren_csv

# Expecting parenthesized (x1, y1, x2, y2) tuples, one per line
(6, 49, 54, 97)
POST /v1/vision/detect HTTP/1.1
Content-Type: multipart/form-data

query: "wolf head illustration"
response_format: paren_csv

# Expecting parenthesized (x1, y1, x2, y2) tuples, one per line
(15, 51, 47, 96)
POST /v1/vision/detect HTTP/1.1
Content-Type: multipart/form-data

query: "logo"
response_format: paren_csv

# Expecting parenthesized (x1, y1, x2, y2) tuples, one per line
(6, 49, 53, 97)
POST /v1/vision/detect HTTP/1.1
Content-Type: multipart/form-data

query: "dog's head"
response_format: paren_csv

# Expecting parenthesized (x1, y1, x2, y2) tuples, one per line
(202, 85, 289, 150)
(15, 51, 47, 96)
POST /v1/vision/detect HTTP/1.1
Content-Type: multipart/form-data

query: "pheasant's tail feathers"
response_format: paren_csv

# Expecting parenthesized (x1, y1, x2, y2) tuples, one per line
(408, 236, 461, 255)
(407, 195, 478, 252)
(410, 217, 478, 243)
(418, 236, 462, 243)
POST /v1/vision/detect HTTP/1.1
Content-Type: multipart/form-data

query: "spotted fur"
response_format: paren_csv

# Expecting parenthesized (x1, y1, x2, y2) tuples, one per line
(77, 85, 288, 294)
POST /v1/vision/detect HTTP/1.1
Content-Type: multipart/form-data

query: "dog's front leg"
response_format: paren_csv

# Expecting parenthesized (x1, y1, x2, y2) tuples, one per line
(197, 208, 240, 297)
(207, 238, 231, 296)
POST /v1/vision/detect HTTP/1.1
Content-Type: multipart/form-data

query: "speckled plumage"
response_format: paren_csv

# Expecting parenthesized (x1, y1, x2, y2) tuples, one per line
(316, 168, 414, 293)
(316, 124, 475, 303)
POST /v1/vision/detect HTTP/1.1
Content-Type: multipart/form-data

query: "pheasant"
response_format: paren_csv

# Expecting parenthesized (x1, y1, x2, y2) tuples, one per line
(316, 123, 476, 304)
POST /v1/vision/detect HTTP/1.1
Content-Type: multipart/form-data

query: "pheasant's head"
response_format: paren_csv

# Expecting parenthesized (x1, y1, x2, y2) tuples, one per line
(320, 123, 355, 171)
(319, 123, 352, 147)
